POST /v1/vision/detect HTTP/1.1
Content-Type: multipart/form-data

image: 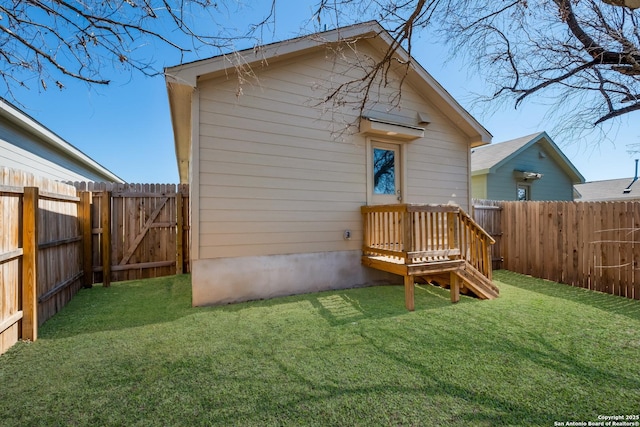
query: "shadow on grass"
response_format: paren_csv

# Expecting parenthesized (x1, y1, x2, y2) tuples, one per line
(495, 270, 640, 321)
(223, 306, 635, 426)
(221, 282, 479, 327)
(42, 275, 474, 338)
(39, 274, 196, 339)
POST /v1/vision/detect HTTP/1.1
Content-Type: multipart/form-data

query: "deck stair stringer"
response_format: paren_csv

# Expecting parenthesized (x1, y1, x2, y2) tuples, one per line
(362, 255, 499, 311)
(454, 263, 499, 300)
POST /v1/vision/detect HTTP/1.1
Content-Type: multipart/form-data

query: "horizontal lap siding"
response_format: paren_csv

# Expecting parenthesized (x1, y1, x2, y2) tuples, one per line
(373, 79, 472, 209)
(197, 44, 473, 258)
(404, 108, 471, 209)
(198, 51, 367, 259)
(487, 144, 575, 201)
(0, 123, 110, 182)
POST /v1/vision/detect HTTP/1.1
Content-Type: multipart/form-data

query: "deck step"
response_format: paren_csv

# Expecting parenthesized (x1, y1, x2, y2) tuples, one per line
(455, 264, 499, 300)
(361, 255, 498, 310)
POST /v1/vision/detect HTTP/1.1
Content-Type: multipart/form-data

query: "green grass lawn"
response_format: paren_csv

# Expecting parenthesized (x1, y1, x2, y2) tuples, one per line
(1, 270, 639, 426)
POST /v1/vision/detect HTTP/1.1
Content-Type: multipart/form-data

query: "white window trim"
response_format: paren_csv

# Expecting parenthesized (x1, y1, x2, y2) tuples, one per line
(366, 137, 408, 205)
(516, 182, 531, 201)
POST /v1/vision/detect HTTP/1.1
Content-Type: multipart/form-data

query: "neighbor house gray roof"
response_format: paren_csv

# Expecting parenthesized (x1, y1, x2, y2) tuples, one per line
(471, 131, 585, 183)
(574, 177, 640, 201)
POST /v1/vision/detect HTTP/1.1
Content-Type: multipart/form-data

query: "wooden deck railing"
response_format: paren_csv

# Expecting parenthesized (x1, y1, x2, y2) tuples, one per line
(458, 208, 495, 280)
(361, 204, 495, 279)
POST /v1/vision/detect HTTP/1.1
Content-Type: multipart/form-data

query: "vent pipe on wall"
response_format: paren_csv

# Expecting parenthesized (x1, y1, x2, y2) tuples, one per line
(623, 159, 639, 194)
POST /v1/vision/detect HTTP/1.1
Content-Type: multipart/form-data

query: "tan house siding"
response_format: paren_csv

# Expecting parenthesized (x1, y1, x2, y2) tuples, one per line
(196, 52, 365, 259)
(406, 131, 471, 208)
(165, 22, 492, 306)
(361, 79, 472, 208)
(195, 45, 472, 260)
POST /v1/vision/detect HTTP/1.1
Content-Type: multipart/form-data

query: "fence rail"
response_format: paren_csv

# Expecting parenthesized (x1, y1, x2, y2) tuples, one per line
(1, 167, 83, 354)
(1, 166, 190, 355)
(473, 199, 640, 300)
(73, 182, 189, 286)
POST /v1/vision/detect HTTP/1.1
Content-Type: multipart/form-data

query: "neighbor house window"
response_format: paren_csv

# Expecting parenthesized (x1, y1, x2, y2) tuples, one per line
(517, 183, 531, 201)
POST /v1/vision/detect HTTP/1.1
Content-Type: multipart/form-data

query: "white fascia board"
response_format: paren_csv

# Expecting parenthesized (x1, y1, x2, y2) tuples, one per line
(404, 61, 492, 146)
(165, 80, 193, 184)
(0, 100, 123, 182)
(165, 21, 384, 86)
(471, 168, 491, 177)
(536, 132, 586, 184)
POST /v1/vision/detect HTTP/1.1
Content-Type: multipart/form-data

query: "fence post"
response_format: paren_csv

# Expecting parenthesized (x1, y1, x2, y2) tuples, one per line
(79, 191, 93, 288)
(21, 187, 38, 341)
(176, 191, 184, 274)
(101, 191, 111, 287)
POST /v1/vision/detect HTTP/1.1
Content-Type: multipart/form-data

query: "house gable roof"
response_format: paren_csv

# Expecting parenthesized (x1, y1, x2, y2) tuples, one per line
(0, 99, 123, 183)
(165, 21, 492, 183)
(471, 131, 585, 184)
(574, 177, 640, 201)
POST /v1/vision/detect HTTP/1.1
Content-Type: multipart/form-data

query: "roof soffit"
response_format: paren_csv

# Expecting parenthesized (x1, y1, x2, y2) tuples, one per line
(165, 22, 387, 87)
(165, 21, 493, 176)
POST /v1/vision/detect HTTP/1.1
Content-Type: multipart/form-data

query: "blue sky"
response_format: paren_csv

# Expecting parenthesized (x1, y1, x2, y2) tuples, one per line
(9, 1, 640, 183)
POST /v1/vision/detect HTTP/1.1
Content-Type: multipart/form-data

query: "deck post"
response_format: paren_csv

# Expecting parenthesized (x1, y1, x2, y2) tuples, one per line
(447, 212, 457, 256)
(450, 271, 460, 303)
(404, 275, 415, 311)
(402, 208, 413, 261)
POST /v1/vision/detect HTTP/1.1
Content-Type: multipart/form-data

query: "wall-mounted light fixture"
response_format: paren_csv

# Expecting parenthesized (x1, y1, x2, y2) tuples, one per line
(514, 170, 543, 181)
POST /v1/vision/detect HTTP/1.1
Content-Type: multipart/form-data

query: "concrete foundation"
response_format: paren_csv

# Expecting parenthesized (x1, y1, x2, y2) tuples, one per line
(191, 250, 398, 306)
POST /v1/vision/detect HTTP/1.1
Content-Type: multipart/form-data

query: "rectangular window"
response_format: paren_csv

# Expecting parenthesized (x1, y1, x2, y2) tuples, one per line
(369, 141, 401, 204)
(373, 147, 396, 195)
(517, 183, 531, 201)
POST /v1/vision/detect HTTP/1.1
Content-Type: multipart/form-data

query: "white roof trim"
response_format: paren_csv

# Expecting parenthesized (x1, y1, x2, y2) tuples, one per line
(165, 21, 493, 183)
(0, 99, 123, 183)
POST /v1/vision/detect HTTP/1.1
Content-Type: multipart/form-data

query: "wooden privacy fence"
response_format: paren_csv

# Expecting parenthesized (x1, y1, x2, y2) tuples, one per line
(1, 168, 86, 354)
(73, 182, 189, 286)
(471, 200, 504, 270)
(473, 199, 640, 300)
(1, 166, 190, 355)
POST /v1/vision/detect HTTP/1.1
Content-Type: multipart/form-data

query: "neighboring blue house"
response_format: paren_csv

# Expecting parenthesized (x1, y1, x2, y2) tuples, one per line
(471, 131, 585, 201)
(0, 99, 122, 183)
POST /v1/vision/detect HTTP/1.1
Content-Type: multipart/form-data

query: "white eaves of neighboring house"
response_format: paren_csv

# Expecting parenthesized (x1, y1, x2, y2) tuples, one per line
(0, 98, 123, 183)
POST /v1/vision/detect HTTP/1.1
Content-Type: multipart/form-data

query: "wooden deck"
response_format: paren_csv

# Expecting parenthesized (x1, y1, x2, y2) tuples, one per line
(361, 204, 499, 310)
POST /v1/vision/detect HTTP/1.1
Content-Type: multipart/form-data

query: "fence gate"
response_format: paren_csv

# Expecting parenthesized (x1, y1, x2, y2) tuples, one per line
(472, 200, 503, 270)
(79, 183, 189, 285)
